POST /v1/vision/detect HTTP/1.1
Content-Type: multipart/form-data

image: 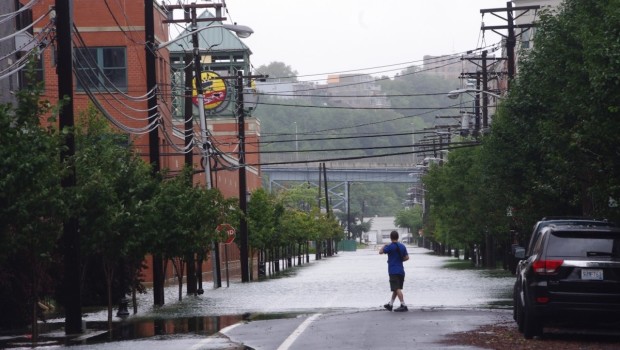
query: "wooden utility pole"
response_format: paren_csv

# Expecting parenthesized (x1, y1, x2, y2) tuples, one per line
(461, 51, 505, 132)
(480, 2, 540, 88)
(183, 54, 198, 295)
(56, 0, 82, 334)
(322, 162, 333, 257)
(163, 1, 225, 288)
(144, 0, 164, 307)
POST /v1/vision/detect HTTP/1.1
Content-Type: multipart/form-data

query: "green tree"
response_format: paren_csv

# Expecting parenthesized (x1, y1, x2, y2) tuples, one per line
(247, 188, 276, 251)
(74, 107, 155, 328)
(0, 69, 64, 330)
(276, 183, 317, 211)
(395, 206, 423, 238)
(424, 0, 620, 262)
(255, 61, 299, 82)
(481, 0, 620, 237)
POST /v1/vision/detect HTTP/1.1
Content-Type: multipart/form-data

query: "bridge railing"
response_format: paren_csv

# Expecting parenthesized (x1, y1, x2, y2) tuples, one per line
(260, 152, 418, 169)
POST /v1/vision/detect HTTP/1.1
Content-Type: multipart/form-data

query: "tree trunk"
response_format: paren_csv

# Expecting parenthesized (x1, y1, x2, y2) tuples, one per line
(104, 261, 114, 333)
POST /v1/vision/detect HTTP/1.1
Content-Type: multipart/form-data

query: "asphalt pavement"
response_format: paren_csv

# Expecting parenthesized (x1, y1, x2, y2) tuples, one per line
(221, 308, 513, 350)
(1, 246, 516, 349)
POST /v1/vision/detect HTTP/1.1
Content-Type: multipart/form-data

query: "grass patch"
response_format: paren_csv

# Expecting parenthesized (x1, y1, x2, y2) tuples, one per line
(442, 259, 476, 270)
(442, 259, 515, 278)
(482, 268, 514, 278)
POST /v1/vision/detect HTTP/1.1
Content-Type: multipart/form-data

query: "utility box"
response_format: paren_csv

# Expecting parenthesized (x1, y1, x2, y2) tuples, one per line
(338, 240, 357, 252)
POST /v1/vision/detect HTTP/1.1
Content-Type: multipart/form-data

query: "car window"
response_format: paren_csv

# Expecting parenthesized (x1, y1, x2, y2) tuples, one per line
(546, 232, 620, 257)
(527, 220, 615, 255)
(531, 230, 546, 256)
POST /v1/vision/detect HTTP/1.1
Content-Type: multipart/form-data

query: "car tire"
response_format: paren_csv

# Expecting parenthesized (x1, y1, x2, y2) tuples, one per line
(515, 298, 524, 333)
(512, 288, 519, 323)
(523, 301, 543, 339)
(512, 285, 518, 321)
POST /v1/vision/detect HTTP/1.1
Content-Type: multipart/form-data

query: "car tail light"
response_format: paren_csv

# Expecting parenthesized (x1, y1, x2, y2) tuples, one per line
(532, 259, 563, 274)
(536, 297, 550, 304)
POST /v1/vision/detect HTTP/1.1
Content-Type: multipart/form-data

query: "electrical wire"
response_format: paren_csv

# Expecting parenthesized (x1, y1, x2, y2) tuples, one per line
(245, 142, 480, 167)
(73, 65, 161, 134)
(72, 49, 156, 122)
(0, 7, 52, 43)
(252, 42, 500, 85)
(246, 140, 475, 155)
(0, 0, 40, 24)
(72, 24, 156, 102)
(0, 22, 54, 81)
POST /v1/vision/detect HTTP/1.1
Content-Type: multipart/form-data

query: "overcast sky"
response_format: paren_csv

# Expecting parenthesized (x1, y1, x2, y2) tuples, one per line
(218, 0, 506, 82)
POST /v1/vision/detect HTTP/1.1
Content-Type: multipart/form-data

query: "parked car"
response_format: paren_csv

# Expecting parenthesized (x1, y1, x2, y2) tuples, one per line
(513, 222, 620, 339)
(512, 217, 615, 285)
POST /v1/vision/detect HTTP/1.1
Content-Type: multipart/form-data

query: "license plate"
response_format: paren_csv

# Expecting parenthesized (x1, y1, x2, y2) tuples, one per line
(581, 269, 603, 280)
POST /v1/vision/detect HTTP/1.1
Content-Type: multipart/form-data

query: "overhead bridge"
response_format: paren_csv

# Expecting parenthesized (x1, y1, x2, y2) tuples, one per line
(261, 161, 423, 211)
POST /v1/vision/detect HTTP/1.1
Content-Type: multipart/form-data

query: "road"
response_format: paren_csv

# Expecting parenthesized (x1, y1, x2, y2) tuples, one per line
(2, 246, 515, 349)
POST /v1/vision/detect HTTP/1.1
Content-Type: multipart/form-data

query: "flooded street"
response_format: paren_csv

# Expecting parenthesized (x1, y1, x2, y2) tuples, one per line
(4, 246, 514, 349)
(129, 246, 513, 319)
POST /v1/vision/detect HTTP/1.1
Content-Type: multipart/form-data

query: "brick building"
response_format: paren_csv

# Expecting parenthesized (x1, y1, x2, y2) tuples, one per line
(26, 0, 261, 283)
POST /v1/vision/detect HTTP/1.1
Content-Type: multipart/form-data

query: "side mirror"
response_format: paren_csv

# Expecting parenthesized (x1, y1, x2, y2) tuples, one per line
(513, 246, 526, 259)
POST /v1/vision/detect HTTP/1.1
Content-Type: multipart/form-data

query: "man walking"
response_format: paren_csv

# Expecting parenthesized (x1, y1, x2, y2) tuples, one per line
(379, 230, 409, 312)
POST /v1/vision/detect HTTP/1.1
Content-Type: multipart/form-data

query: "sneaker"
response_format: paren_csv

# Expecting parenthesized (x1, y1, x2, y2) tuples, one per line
(383, 303, 393, 311)
(393, 305, 408, 312)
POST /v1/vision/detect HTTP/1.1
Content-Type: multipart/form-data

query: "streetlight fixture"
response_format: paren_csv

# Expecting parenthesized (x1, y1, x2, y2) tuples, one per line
(447, 88, 503, 132)
(446, 88, 503, 100)
(156, 24, 254, 50)
(173, 22, 253, 189)
(156, 20, 254, 288)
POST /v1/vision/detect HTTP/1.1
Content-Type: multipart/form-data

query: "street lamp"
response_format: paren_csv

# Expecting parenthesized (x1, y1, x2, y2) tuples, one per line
(447, 88, 503, 133)
(156, 24, 254, 50)
(164, 22, 253, 189)
(157, 21, 253, 288)
(446, 88, 503, 100)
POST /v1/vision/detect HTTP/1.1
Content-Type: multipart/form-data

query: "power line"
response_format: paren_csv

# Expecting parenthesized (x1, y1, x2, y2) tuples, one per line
(245, 143, 480, 167)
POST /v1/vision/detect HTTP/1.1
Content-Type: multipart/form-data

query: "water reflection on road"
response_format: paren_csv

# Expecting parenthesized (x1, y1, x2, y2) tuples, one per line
(6, 247, 514, 349)
(139, 246, 513, 319)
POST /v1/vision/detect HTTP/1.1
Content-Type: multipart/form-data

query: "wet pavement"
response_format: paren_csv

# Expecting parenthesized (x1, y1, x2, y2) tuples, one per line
(1, 246, 515, 349)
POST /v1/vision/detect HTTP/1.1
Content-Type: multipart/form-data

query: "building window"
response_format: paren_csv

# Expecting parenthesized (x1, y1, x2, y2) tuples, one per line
(19, 55, 44, 89)
(75, 47, 127, 91)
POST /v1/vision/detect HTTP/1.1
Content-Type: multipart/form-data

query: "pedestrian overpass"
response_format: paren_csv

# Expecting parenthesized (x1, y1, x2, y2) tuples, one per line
(261, 161, 424, 211)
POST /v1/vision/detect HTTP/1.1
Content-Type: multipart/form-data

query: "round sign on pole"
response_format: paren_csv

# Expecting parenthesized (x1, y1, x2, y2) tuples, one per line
(217, 224, 236, 244)
(192, 71, 230, 114)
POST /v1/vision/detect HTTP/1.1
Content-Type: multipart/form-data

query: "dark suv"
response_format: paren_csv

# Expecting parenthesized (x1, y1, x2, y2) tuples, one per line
(513, 221, 620, 339)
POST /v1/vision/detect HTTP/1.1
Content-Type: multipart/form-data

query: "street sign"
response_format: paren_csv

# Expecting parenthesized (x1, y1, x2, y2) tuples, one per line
(217, 224, 236, 244)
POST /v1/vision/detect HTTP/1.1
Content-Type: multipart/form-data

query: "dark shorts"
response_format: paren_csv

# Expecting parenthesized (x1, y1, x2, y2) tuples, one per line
(389, 274, 405, 291)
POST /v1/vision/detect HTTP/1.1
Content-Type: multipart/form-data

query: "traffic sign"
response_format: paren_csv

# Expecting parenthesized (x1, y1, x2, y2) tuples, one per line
(217, 224, 236, 244)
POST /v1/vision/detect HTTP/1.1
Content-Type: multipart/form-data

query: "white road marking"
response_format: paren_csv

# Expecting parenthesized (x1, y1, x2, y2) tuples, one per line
(190, 323, 243, 350)
(219, 322, 243, 335)
(277, 313, 322, 350)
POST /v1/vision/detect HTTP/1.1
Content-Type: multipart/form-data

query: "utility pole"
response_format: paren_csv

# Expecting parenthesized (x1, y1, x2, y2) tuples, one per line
(480, 2, 540, 88)
(346, 181, 351, 239)
(189, 4, 221, 289)
(163, 1, 224, 289)
(461, 52, 504, 133)
(316, 163, 322, 260)
(481, 50, 489, 129)
(145, 0, 164, 306)
(183, 54, 197, 295)
(236, 70, 250, 282)
(56, 0, 82, 334)
(323, 163, 332, 257)
(235, 71, 266, 282)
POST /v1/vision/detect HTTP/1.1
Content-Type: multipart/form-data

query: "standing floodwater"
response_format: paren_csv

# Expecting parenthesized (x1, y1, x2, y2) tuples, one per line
(2, 247, 513, 349)
(124, 246, 512, 318)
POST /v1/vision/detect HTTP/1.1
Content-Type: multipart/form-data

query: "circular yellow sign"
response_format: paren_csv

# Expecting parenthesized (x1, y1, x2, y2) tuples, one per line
(192, 71, 227, 111)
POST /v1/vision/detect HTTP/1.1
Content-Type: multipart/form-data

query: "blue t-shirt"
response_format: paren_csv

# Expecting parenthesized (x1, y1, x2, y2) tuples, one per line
(383, 242, 408, 275)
